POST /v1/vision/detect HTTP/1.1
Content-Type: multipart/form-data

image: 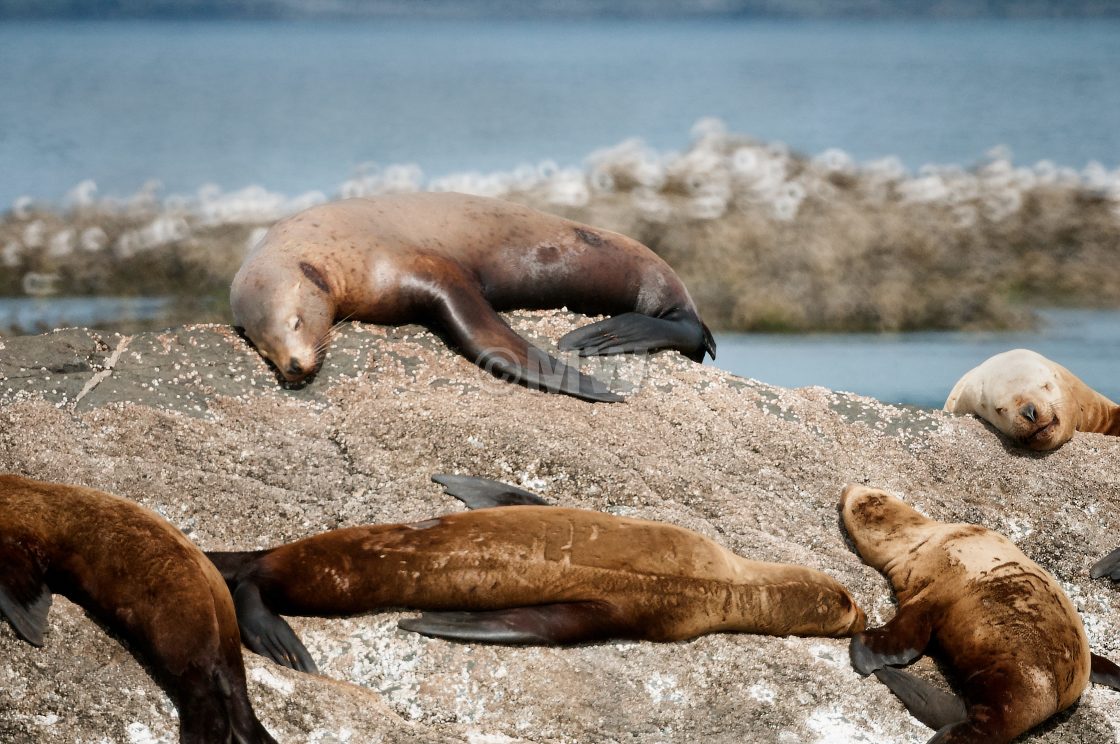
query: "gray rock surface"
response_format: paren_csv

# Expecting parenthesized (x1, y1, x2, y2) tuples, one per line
(1, 310, 1118, 743)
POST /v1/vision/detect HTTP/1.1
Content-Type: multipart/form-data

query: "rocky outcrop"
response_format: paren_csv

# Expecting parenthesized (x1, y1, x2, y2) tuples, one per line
(1, 310, 1118, 743)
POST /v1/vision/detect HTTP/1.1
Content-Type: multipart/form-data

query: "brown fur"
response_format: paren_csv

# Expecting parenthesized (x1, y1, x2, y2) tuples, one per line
(945, 348, 1119, 450)
(0, 475, 274, 744)
(230, 193, 714, 400)
(841, 484, 1091, 743)
(226, 505, 865, 642)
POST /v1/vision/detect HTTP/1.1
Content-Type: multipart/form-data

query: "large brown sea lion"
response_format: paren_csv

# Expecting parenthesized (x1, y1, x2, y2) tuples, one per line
(206, 475, 865, 674)
(944, 348, 1120, 451)
(0, 474, 276, 744)
(230, 193, 716, 402)
(840, 483, 1120, 743)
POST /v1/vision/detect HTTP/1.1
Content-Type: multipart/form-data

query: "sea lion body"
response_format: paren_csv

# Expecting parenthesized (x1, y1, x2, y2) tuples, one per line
(944, 348, 1120, 450)
(231, 193, 715, 401)
(0, 475, 275, 744)
(840, 484, 1117, 743)
(209, 477, 865, 673)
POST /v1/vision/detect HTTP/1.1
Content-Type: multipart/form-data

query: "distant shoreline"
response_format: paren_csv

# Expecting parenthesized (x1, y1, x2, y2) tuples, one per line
(4, 0, 1120, 21)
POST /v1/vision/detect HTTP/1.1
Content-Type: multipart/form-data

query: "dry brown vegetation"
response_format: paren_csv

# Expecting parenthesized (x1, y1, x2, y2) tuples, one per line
(2, 127, 1118, 334)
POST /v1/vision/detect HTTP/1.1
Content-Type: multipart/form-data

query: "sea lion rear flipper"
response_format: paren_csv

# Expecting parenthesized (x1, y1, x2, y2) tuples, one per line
(430, 278, 622, 403)
(872, 666, 968, 731)
(1091, 653, 1120, 690)
(0, 542, 52, 647)
(231, 580, 319, 674)
(1090, 547, 1120, 581)
(558, 309, 715, 362)
(398, 601, 625, 645)
(849, 602, 932, 675)
(431, 474, 549, 508)
(0, 582, 51, 647)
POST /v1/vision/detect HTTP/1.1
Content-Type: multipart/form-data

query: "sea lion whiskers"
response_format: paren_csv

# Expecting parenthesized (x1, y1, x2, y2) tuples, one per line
(230, 193, 715, 401)
(316, 314, 354, 354)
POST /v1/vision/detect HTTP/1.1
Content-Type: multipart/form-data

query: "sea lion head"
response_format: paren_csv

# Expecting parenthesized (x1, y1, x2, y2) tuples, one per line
(231, 259, 335, 382)
(840, 484, 933, 573)
(809, 579, 868, 636)
(945, 349, 1075, 451)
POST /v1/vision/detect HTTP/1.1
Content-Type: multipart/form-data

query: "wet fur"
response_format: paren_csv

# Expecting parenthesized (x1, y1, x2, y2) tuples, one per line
(0, 475, 275, 744)
(840, 484, 1114, 744)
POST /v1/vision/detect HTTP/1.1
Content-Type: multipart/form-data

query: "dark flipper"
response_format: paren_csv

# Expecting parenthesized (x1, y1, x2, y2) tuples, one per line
(0, 542, 52, 647)
(1090, 547, 1120, 581)
(432, 474, 549, 508)
(849, 601, 933, 676)
(430, 273, 622, 403)
(178, 668, 279, 744)
(205, 550, 269, 584)
(231, 580, 318, 674)
(398, 601, 627, 645)
(873, 666, 968, 731)
(558, 309, 715, 362)
(1091, 653, 1120, 690)
(0, 582, 51, 647)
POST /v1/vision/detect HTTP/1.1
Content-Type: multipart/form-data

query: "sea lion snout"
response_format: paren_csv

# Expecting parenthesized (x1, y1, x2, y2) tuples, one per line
(839, 482, 862, 510)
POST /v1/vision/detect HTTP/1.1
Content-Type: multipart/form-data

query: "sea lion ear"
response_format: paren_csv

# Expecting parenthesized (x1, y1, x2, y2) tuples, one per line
(944, 375, 977, 413)
(299, 262, 331, 293)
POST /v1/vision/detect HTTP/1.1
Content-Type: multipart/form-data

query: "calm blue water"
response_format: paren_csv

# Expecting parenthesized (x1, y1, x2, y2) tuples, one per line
(2, 19, 1119, 207)
(0, 296, 170, 333)
(715, 310, 1120, 408)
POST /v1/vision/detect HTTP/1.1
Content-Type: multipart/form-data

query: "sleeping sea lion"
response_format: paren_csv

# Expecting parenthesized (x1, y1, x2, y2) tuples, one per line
(230, 193, 716, 402)
(0, 474, 276, 744)
(944, 348, 1120, 450)
(840, 483, 1120, 743)
(206, 475, 865, 674)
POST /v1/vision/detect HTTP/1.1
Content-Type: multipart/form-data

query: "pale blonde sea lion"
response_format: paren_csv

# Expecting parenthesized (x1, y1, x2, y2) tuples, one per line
(944, 348, 1120, 450)
(841, 483, 1120, 743)
(0, 475, 276, 744)
(207, 475, 866, 674)
(230, 193, 716, 402)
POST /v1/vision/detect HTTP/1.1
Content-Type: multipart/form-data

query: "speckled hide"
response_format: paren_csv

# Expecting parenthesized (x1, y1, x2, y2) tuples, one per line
(1, 310, 1119, 743)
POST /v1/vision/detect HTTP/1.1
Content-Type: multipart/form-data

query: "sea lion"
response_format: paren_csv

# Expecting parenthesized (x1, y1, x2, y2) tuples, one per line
(230, 192, 716, 402)
(0, 474, 276, 744)
(840, 483, 1120, 743)
(944, 348, 1120, 451)
(206, 475, 865, 674)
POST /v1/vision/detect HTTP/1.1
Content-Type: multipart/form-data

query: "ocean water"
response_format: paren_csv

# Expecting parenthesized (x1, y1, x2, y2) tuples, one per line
(2, 19, 1119, 207)
(715, 309, 1120, 408)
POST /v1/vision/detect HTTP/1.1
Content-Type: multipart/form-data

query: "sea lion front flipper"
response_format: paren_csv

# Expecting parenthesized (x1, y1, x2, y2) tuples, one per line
(558, 309, 716, 362)
(1091, 654, 1120, 690)
(431, 474, 549, 508)
(0, 542, 52, 647)
(0, 582, 51, 647)
(231, 580, 319, 674)
(398, 601, 625, 645)
(428, 275, 622, 403)
(1090, 547, 1120, 581)
(872, 666, 968, 731)
(849, 602, 932, 675)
